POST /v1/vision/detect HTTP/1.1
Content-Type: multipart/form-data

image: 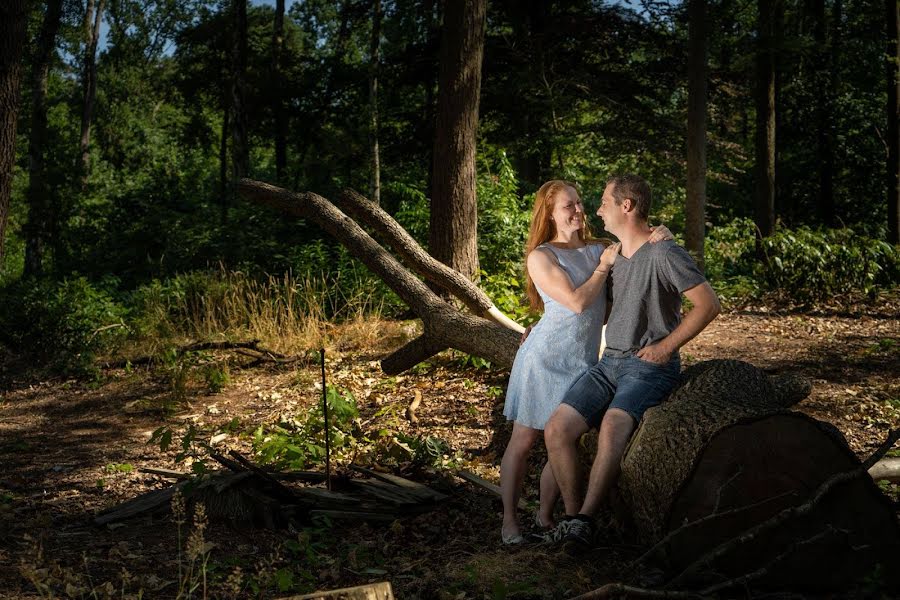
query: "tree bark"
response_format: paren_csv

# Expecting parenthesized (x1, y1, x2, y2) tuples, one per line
(369, 0, 382, 205)
(23, 0, 64, 277)
(617, 360, 900, 588)
(814, 0, 835, 227)
(79, 0, 105, 188)
(236, 179, 520, 373)
(272, 0, 287, 184)
(230, 0, 249, 199)
(429, 0, 486, 282)
(754, 0, 778, 242)
(219, 103, 229, 222)
(887, 0, 899, 244)
(0, 0, 27, 269)
(685, 0, 708, 273)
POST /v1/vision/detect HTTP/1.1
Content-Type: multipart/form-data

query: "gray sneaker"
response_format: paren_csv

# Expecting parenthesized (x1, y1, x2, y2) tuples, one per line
(562, 518, 596, 555)
(534, 517, 574, 544)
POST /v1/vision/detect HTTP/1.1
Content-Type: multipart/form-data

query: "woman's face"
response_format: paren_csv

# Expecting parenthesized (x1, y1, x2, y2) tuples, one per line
(550, 186, 584, 236)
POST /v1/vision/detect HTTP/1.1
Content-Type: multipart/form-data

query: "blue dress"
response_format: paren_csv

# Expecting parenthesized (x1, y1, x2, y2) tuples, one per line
(503, 243, 607, 430)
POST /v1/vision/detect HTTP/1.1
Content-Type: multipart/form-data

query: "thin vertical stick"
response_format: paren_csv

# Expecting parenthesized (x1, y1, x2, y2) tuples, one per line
(321, 347, 331, 490)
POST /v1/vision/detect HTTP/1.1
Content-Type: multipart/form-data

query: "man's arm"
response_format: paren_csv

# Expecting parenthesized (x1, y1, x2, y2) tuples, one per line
(636, 282, 721, 364)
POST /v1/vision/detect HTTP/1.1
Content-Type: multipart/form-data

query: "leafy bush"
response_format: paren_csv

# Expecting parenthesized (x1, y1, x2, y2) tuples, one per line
(705, 218, 900, 303)
(477, 148, 531, 273)
(252, 385, 360, 470)
(0, 276, 127, 373)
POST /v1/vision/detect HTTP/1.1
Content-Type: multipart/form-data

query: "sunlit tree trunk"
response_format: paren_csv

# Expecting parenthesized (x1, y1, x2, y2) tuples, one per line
(429, 0, 486, 282)
(887, 0, 899, 244)
(24, 0, 64, 277)
(0, 0, 27, 269)
(272, 0, 286, 184)
(754, 0, 779, 242)
(79, 0, 104, 189)
(686, 0, 708, 273)
(369, 0, 382, 205)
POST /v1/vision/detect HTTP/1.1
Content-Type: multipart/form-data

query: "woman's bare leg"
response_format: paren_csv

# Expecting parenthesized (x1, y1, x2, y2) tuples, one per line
(537, 461, 559, 528)
(500, 422, 540, 538)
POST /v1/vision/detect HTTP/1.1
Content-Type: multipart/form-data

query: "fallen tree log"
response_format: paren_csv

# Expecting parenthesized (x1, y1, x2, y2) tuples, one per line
(236, 179, 520, 373)
(617, 360, 900, 590)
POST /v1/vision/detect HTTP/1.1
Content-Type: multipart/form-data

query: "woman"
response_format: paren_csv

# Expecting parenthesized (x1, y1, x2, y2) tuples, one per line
(499, 180, 670, 544)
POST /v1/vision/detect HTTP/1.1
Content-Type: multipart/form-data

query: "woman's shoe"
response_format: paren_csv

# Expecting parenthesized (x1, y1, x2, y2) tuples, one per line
(501, 529, 525, 545)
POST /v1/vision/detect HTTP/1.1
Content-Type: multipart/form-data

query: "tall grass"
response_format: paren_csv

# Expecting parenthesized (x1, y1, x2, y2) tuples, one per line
(131, 266, 395, 356)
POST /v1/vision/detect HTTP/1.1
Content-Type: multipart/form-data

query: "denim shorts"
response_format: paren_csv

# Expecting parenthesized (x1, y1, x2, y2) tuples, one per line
(560, 351, 682, 428)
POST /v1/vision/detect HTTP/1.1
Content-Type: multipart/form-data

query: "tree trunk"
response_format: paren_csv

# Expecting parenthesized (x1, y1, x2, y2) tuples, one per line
(230, 0, 249, 189)
(0, 0, 27, 269)
(888, 0, 899, 244)
(369, 0, 382, 205)
(219, 103, 230, 224)
(685, 0, 708, 273)
(236, 179, 521, 373)
(23, 0, 64, 277)
(272, 0, 287, 184)
(618, 360, 900, 588)
(429, 0, 485, 282)
(814, 0, 835, 227)
(79, 0, 104, 188)
(754, 0, 778, 242)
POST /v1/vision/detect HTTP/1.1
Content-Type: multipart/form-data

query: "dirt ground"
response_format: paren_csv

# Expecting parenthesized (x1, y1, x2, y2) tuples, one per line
(1, 305, 898, 599)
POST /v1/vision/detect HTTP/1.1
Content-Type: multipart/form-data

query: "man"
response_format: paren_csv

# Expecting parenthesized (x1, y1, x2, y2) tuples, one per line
(543, 174, 720, 554)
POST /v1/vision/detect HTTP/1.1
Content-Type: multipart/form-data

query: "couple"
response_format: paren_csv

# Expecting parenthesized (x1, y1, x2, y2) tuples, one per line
(500, 175, 720, 553)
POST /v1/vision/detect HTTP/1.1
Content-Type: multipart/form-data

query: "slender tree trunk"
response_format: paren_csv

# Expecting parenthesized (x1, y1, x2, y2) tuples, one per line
(686, 0, 708, 273)
(755, 0, 778, 242)
(369, 0, 382, 205)
(272, 0, 287, 184)
(429, 0, 486, 282)
(79, 0, 104, 189)
(23, 0, 64, 277)
(814, 0, 835, 227)
(0, 0, 27, 269)
(888, 0, 900, 244)
(229, 0, 249, 224)
(219, 103, 230, 224)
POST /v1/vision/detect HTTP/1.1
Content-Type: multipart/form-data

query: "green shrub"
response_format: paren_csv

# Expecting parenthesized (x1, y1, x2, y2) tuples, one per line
(0, 276, 127, 373)
(705, 219, 900, 304)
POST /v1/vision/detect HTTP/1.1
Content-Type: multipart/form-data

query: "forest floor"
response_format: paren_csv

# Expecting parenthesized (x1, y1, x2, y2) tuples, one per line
(1, 300, 899, 599)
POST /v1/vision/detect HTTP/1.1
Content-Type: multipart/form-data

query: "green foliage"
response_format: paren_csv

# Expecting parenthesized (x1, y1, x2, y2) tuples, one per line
(477, 148, 531, 273)
(706, 219, 900, 304)
(0, 276, 127, 374)
(252, 385, 360, 470)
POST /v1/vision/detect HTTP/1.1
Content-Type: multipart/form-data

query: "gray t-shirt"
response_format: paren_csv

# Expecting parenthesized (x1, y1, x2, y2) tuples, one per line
(604, 240, 707, 355)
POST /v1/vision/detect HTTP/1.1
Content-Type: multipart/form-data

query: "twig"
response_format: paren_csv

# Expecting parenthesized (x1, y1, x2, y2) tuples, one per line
(405, 390, 422, 424)
(666, 428, 899, 588)
(573, 529, 837, 600)
(632, 491, 796, 568)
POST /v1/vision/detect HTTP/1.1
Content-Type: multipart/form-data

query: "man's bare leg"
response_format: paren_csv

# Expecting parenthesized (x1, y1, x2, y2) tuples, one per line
(578, 408, 636, 517)
(544, 404, 591, 516)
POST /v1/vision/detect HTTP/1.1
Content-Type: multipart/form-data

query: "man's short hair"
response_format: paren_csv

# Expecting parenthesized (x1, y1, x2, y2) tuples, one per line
(607, 174, 651, 221)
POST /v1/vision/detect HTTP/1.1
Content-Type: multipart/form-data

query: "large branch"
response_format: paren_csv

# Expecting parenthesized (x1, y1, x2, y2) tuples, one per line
(236, 179, 519, 373)
(335, 189, 524, 333)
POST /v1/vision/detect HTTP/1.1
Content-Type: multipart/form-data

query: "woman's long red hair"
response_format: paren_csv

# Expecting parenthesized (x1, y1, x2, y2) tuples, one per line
(524, 180, 593, 312)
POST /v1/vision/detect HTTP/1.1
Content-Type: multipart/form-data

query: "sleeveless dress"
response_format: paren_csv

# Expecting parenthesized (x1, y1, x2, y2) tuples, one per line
(503, 243, 608, 430)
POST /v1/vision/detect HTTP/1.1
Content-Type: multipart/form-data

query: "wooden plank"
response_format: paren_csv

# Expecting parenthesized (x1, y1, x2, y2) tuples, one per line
(348, 479, 419, 505)
(348, 465, 448, 502)
(280, 581, 394, 599)
(308, 510, 398, 522)
(94, 482, 185, 525)
(139, 467, 190, 480)
(456, 470, 526, 510)
(295, 487, 363, 506)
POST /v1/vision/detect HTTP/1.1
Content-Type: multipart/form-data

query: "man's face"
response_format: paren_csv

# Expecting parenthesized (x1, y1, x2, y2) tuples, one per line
(597, 183, 622, 231)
